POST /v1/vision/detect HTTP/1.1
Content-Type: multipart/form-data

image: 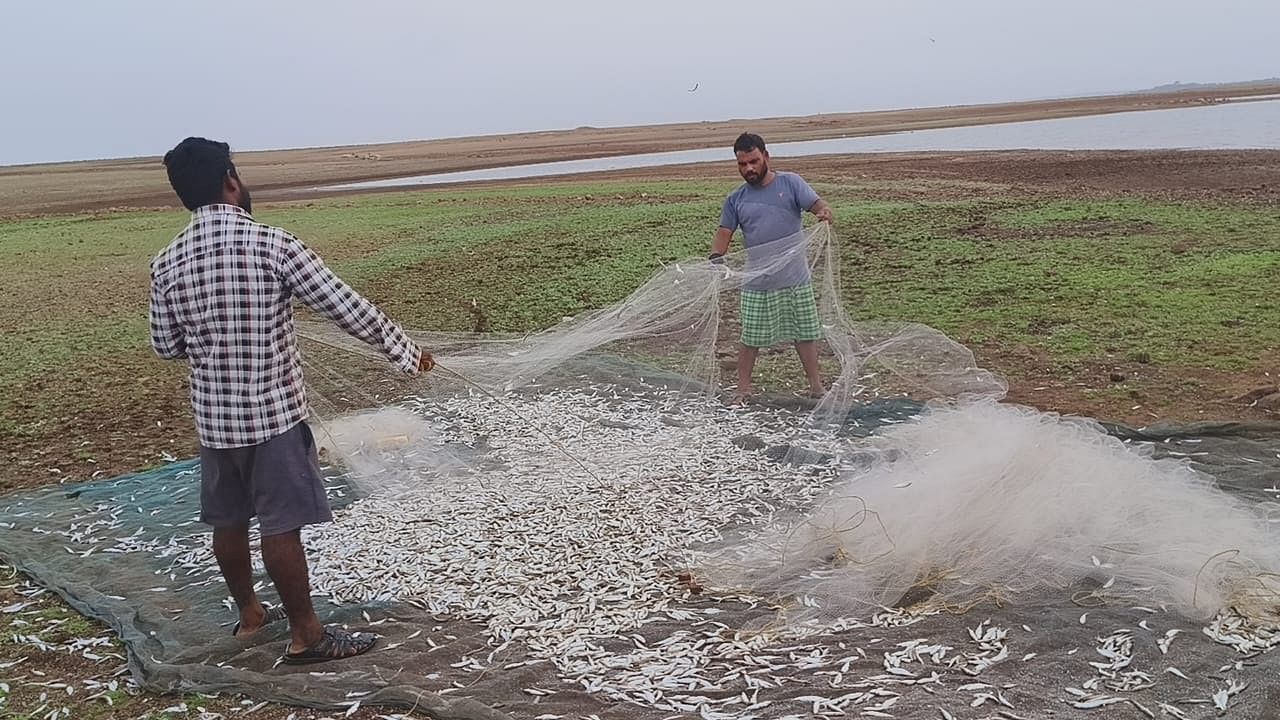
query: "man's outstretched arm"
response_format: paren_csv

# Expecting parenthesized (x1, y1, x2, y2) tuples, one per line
(277, 234, 424, 375)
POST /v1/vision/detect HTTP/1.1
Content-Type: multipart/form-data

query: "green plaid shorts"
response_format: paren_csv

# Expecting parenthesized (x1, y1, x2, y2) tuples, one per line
(739, 282, 822, 348)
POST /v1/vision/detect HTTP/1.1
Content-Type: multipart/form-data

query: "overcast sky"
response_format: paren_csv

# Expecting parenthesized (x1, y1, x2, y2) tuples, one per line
(2, 0, 1276, 165)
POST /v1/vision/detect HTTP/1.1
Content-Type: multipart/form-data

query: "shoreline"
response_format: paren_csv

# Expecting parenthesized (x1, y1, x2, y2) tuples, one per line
(3, 83, 1278, 217)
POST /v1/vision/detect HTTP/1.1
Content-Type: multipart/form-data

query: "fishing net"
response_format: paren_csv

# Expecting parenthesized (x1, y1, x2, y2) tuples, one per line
(693, 398, 1280, 623)
(3, 224, 1280, 718)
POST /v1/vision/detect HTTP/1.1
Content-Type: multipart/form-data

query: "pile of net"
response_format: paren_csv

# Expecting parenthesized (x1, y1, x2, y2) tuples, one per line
(4, 223, 1280, 718)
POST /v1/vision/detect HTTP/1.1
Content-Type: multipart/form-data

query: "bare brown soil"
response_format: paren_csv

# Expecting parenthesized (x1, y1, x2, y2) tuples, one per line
(550, 148, 1280, 205)
(2, 84, 1277, 217)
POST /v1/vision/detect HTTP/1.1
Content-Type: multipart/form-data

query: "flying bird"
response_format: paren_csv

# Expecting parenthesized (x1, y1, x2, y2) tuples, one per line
(688, 82, 699, 93)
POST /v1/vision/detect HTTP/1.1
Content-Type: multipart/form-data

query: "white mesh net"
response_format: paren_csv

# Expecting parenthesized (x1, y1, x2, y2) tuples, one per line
(297, 222, 1280, 629)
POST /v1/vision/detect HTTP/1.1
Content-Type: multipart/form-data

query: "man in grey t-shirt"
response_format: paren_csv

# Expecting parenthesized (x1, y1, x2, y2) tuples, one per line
(710, 132, 833, 401)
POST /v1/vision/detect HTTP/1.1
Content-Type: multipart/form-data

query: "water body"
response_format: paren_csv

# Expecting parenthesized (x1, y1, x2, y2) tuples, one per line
(325, 99, 1280, 190)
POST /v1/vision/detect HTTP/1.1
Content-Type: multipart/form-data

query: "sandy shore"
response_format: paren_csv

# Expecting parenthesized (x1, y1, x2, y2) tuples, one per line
(2, 83, 1277, 217)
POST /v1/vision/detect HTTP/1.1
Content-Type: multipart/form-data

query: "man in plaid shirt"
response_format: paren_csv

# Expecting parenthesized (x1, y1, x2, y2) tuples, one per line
(149, 137, 431, 664)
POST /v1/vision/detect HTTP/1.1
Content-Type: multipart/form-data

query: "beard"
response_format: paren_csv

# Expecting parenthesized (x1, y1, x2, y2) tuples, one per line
(743, 160, 770, 186)
(238, 186, 253, 214)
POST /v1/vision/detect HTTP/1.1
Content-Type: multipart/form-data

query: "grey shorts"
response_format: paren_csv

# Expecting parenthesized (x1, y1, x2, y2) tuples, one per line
(199, 421, 333, 536)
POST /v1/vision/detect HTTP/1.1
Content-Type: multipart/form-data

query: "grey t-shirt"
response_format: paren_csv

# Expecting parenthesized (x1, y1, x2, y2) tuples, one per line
(718, 171, 820, 290)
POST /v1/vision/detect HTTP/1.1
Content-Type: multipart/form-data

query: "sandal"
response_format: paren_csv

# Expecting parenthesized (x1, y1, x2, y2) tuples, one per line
(230, 604, 288, 637)
(280, 626, 378, 665)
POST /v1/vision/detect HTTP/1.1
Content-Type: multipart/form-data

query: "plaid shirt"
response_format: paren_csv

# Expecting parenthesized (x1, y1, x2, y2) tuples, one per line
(149, 204, 421, 449)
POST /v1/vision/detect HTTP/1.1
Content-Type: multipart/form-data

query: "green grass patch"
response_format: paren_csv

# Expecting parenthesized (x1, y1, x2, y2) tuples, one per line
(846, 199, 1280, 368)
(2, 181, 1277, 471)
